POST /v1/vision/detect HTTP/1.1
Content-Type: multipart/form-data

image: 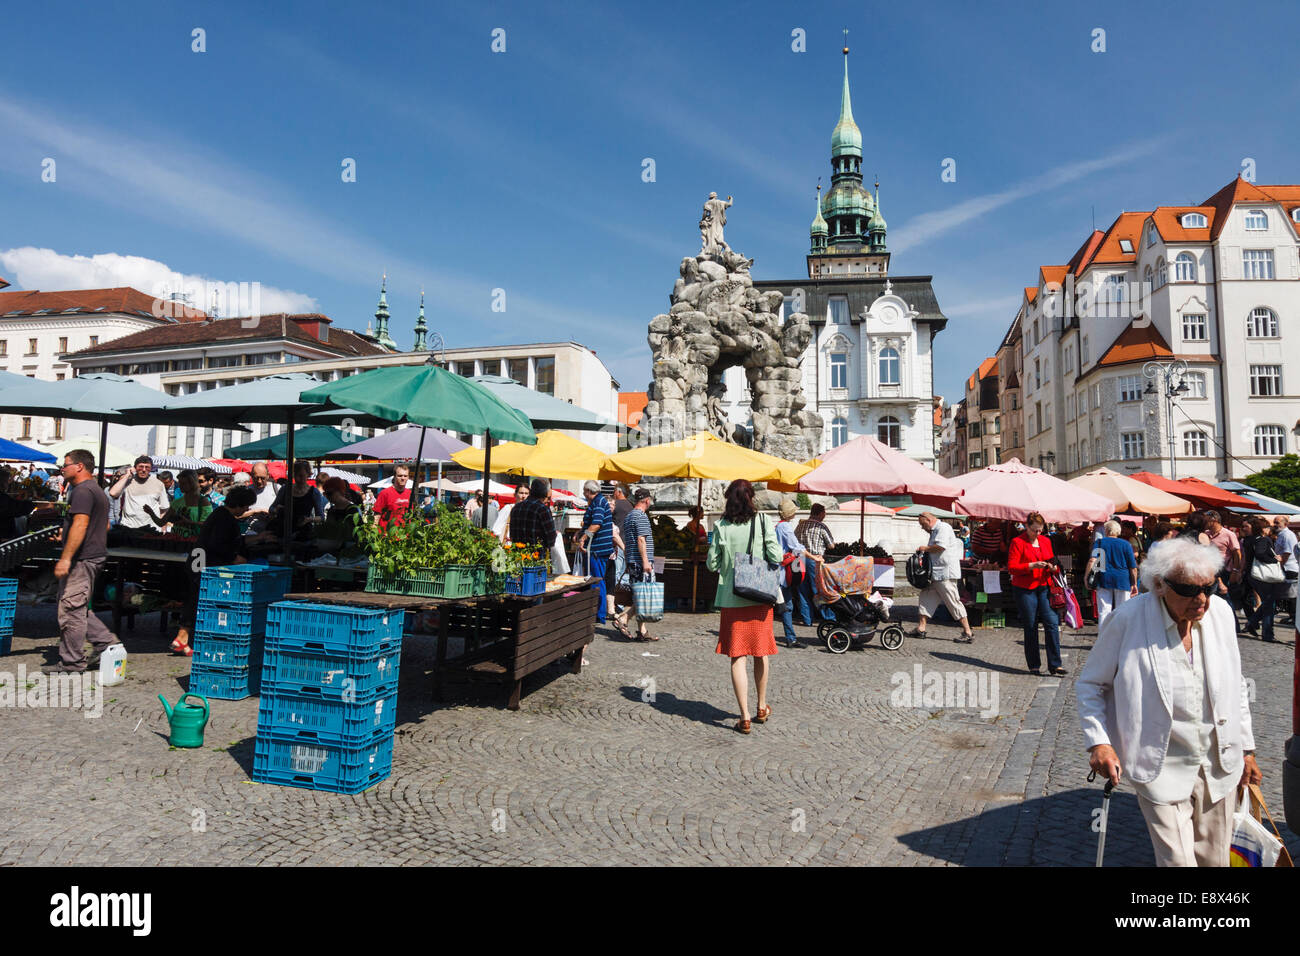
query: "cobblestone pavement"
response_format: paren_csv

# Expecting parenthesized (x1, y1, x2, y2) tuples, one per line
(0, 601, 1295, 866)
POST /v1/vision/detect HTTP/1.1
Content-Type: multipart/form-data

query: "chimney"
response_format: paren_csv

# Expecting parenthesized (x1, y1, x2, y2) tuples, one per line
(290, 314, 332, 342)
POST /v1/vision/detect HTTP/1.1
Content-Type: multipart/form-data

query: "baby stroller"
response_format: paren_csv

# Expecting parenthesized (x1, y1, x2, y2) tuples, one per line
(812, 555, 904, 653)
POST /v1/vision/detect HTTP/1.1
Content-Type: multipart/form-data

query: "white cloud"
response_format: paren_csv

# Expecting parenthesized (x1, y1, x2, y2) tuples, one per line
(889, 139, 1168, 254)
(0, 247, 319, 315)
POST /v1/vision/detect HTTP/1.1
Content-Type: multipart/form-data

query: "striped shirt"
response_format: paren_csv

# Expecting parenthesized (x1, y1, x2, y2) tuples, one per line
(623, 508, 654, 571)
(582, 494, 614, 557)
(795, 518, 833, 555)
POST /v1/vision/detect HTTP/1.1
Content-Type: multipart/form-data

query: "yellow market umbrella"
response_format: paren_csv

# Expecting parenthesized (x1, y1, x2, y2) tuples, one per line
(451, 429, 639, 482)
(768, 458, 820, 493)
(607, 432, 812, 484)
(1068, 467, 1192, 516)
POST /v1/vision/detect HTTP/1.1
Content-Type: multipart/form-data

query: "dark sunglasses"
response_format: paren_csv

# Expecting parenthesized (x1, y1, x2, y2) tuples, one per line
(1165, 579, 1216, 598)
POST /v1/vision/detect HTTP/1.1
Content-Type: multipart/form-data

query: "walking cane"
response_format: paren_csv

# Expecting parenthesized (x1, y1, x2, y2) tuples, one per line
(1088, 768, 1116, 867)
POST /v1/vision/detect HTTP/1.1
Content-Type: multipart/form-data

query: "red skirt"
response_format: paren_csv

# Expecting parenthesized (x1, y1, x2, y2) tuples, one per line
(715, 605, 778, 658)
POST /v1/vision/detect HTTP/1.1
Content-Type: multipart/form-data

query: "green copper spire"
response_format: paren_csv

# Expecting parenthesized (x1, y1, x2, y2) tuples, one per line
(413, 289, 428, 351)
(373, 273, 397, 351)
(830, 40, 862, 160)
(810, 184, 828, 253)
(868, 179, 887, 252)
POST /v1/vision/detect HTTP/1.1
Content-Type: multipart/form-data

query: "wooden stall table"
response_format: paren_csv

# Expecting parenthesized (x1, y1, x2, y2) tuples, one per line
(106, 547, 192, 634)
(281, 575, 600, 710)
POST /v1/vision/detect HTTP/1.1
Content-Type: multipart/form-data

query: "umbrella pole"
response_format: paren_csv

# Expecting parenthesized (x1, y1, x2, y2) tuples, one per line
(409, 426, 427, 515)
(98, 420, 108, 484)
(481, 430, 492, 529)
(436, 460, 443, 506)
(283, 413, 295, 564)
(859, 495, 865, 553)
(691, 477, 702, 611)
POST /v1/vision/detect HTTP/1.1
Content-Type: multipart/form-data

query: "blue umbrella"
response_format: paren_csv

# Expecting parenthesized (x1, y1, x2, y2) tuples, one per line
(0, 437, 56, 463)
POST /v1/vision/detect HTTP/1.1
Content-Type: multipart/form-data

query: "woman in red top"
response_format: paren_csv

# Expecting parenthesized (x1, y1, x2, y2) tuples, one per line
(1007, 511, 1065, 676)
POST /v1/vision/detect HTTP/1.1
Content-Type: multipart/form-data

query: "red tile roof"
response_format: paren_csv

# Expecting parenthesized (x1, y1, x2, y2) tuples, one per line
(1150, 206, 1215, 242)
(68, 313, 386, 358)
(1039, 265, 1068, 287)
(1202, 177, 1300, 239)
(966, 356, 998, 391)
(1023, 286, 1037, 304)
(1088, 212, 1148, 266)
(0, 286, 207, 321)
(1067, 231, 1106, 275)
(1095, 323, 1172, 367)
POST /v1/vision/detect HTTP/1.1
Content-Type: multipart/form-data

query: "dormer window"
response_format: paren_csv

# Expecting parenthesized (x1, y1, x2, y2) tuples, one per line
(1118, 239, 1133, 254)
(1245, 209, 1268, 231)
(1292, 208, 1300, 223)
(1180, 212, 1207, 228)
(1145, 224, 1157, 247)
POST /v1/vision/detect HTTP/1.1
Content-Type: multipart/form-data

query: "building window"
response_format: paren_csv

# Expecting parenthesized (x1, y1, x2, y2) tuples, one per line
(208, 355, 243, 368)
(1242, 249, 1274, 279)
(1079, 441, 1088, 467)
(1144, 265, 1154, 291)
(0, 341, 5, 357)
(1180, 213, 1207, 229)
(969, 451, 983, 468)
(1145, 224, 1157, 247)
(1175, 252, 1196, 281)
(1183, 430, 1208, 458)
(1064, 344, 1074, 373)
(1244, 209, 1268, 231)
(1078, 389, 1088, 415)
(1033, 358, 1041, 390)
(1246, 307, 1278, 338)
(1102, 275, 1126, 310)
(1066, 394, 1075, 421)
(20, 417, 31, 439)
(1094, 437, 1102, 463)
(508, 358, 528, 385)
(165, 427, 176, 455)
(878, 348, 900, 385)
(831, 416, 848, 448)
(1182, 371, 1207, 398)
(57, 336, 68, 353)
(1249, 365, 1281, 396)
(52, 418, 64, 440)
(203, 428, 214, 458)
(25, 338, 37, 356)
(829, 352, 848, 389)
(1181, 313, 1207, 341)
(1117, 375, 1143, 403)
(1253, 425, 1285, 457)
(1081, 335, 1089, 365)
(828, 297, 849, 324)
(969, 421, 981, 438)
(534, 357, 554, 395)
(878, 416, 901, 448)
(1156, 258, 1167, 287)
(89, 336, 98, 346)
(1119, 239, 1133, 254)
(1121, 432, 1145, 460)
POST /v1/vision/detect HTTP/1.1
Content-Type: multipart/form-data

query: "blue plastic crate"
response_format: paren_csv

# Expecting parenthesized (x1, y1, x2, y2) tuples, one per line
(260, 637, 400, 701)
(0, 603, 13, 639)
(257, 688, 398, 747)
(0, 578, 16, 603)
(198, 565, 293, 605)
(266, 601, 405, 652)
(192, 632, 264, 669)
(196, 600, 268, 637)
(188, 661, 259, 700)
(503, 567, 548, 597)
(0, 633, 11, 656)
(252, 732, 393, 793)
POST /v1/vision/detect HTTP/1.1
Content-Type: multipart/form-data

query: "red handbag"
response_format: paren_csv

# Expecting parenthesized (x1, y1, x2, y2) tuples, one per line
(1048, 571, 1067, 610)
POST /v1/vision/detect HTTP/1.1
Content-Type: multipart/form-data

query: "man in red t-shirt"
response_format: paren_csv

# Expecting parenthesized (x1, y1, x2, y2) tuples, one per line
(374, 465, 412, 529)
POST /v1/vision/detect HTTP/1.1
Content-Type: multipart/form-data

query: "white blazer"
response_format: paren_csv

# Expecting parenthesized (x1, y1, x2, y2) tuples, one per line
(1076, 592, 1254, 785)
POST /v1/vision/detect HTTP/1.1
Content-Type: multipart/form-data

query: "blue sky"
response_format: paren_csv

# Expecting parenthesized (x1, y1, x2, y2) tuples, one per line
(2, 0, 1297, 405)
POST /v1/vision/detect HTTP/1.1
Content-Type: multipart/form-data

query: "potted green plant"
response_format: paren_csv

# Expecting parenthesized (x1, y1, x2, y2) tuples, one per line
(358, 504, 507, 598)
(500, 541, 550, 596)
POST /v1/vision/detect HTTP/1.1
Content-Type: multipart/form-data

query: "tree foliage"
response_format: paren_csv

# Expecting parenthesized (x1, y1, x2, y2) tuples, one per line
(1248, 454, 1300, 508)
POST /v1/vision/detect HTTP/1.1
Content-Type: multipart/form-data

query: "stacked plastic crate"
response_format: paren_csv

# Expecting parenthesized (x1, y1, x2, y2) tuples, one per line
(189, 565, 293, 700)
(0, 577, 16, 656)
(253, 601, 403, 793)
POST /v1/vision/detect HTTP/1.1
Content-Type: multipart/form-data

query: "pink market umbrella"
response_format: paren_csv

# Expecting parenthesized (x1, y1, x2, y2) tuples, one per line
(952, 458, 1114, 523)
(834, 498, 897, 515)
(796, 436, 964, 546)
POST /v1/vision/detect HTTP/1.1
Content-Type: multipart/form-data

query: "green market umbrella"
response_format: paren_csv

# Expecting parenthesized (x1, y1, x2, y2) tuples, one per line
(301, 363, 536, 522)
(227, 426, 358, 460)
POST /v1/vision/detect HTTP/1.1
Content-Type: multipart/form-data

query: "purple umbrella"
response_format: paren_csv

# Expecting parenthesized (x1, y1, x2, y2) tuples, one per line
(324, 427, 468, 462)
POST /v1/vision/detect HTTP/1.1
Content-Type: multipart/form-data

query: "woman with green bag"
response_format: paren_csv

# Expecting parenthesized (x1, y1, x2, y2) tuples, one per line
(707, 479, 783, 735)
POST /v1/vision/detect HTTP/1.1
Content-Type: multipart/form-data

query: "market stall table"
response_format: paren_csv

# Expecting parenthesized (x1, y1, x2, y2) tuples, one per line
(105, 547, 193, 634)
(280, 575, 600, 710)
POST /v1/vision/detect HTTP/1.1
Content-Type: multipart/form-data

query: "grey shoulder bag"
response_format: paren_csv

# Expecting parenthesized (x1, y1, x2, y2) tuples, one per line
(732, 514, 782, 605)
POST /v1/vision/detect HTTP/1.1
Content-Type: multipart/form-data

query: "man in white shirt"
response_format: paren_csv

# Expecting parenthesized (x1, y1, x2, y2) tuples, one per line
(242, 463, 280, 534)
(911, 512, 974, 643)
(108, 456, 171, 530)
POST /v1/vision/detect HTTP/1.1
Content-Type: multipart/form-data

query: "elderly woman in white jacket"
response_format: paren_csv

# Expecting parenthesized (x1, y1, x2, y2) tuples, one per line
(1077, 537, 1261, 867)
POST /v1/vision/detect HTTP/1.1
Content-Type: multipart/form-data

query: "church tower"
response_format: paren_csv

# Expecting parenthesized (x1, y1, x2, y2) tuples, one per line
(808, 41, 889, 278)
(373, 274, 397, 351)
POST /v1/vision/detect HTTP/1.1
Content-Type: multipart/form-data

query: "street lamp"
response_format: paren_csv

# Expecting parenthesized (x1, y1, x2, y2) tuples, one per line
(1143, 359, 1189, 479)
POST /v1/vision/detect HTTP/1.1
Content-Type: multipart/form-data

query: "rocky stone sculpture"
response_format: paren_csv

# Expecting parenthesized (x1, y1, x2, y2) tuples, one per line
(642, 195, 823, 462)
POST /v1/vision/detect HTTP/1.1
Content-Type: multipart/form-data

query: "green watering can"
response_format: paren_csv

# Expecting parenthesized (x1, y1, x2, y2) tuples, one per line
(159, 693, 209, 748)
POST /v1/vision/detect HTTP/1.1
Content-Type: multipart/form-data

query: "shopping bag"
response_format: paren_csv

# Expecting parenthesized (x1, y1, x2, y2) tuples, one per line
(733, 515, 781, 605)
(631, 571, 664, 622)
(551, 532, 570, 576)
(1063, 588, 1082, 629)
(1048, 571, 1067, 610)
(1230, 784, 1294, 867)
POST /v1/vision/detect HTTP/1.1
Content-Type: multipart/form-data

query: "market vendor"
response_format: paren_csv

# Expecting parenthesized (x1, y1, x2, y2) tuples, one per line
(970, 517, 1010, 564)
(0, 467, 36, 541)
(171, 484, 256, 656)
(268, 461, 326, 538)
(315, 476, 363, 553)
(142, 469, 212, 536)
(683, 506, 708, 548)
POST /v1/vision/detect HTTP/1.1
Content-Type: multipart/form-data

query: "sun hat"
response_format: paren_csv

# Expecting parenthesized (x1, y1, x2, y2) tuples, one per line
(779, 498, 797, 519)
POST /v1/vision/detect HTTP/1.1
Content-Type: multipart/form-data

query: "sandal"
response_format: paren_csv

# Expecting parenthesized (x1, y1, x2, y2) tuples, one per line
(754, 705, 771, 724)
(735, 719, 752, 734)
(169, 638, 192, 656)
(612, 619, 634, 640)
